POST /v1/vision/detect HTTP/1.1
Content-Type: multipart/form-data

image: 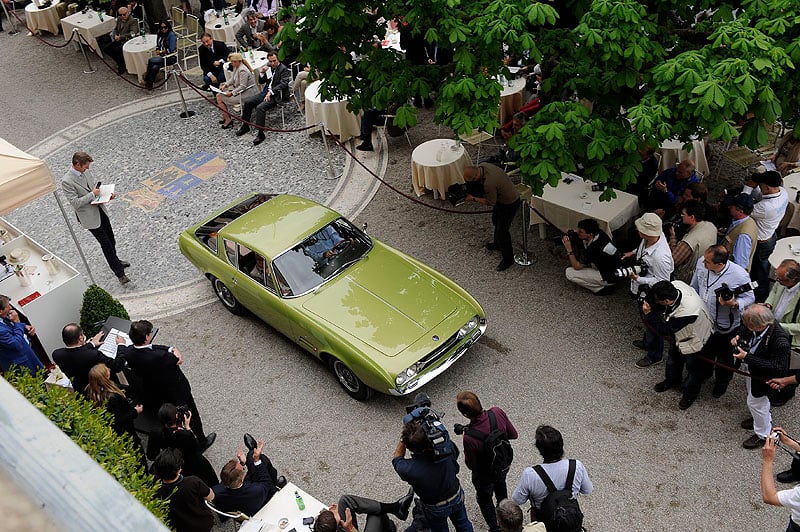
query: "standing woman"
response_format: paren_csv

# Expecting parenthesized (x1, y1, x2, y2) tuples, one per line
(142, 20, 178, 90)
(216, 52, 257, 128)
(86, 363, 147, 467)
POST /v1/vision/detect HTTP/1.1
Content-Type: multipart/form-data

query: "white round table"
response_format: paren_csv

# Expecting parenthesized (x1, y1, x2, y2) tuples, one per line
(769, 236, 800, 269)
(123, 34, 158, 82)
(498, 77, 526, 126)
(225, 51, 269, 82)
(206, 12, 243, 44)
(411, 139, 470, 199)
(25, 0, 61, 35)
(304, 80, 361, 142)
(780, 172, 800, 233)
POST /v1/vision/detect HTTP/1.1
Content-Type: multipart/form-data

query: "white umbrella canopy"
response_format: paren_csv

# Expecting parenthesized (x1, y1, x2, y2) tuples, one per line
(0, 138, 56, 215)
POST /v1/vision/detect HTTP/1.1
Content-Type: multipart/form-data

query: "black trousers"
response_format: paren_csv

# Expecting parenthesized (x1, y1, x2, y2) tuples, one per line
(88, 209, 125, 277)
(492, 199, 520, 262)
(103, 40, 126, 70)
(683, 331, 736, 399)
(473, 476, 507, 532)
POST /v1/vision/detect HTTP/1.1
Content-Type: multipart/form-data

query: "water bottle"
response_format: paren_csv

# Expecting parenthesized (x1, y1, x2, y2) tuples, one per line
(295, 491, 305, 510)
(223, 12, 229, 25)
(249, 48, 254, 61)
(140, 27, 145, 43)
(98, 10, 103, 20)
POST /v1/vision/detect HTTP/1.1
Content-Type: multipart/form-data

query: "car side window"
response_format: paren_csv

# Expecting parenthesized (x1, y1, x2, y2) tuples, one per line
(223, 238, 237, 267)
(240, 247, 278, 295)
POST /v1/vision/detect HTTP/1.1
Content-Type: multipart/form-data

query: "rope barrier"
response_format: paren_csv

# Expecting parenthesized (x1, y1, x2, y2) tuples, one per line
(75, 32, 172, 89)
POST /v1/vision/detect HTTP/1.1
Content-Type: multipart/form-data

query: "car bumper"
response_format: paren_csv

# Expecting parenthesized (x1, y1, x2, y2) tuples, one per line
(387, 319, 487, 396)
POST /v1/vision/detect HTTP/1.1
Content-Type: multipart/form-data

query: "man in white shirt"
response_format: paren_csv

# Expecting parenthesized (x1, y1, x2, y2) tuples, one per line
(624, 213, 674, 368)
(760, 429, 800, 530)
(745, 170, 789, 301)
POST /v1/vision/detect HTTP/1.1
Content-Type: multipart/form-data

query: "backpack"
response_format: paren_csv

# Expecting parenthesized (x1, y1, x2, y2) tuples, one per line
(532, 459, 583, 532)
(465, 409, 513, 480)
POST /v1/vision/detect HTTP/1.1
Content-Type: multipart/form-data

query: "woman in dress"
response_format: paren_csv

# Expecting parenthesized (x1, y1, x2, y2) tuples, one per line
(215, 52, 257, 128)
(142, 20, 178, 90)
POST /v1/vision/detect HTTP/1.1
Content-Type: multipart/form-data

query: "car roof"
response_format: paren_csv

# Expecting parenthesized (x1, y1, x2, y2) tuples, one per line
(220, 194, 340, 258)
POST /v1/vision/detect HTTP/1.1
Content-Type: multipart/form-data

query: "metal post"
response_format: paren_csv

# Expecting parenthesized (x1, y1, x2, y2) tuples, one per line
(514, 199, 533, 266)
(76, 29, 96, 74)
(172, 67, 196, 119)
(319, 122, 342, 179)
(0, 0, 19, 35)
(52, 191, 97, 285)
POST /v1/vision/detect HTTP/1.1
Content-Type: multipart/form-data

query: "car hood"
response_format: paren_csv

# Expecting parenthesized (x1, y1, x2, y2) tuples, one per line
(301, 249, 462, 357)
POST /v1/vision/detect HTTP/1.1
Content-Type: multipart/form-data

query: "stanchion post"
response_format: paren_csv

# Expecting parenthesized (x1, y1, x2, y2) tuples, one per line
(76, 29, 96, 74)
(1, 0, 19, 35)
(514, 199, 533, 266)
(172, 67, 197, 119)
(319, 122, 343, 179)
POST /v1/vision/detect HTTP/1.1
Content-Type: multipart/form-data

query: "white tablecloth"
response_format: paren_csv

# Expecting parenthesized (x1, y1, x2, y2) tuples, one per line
(304, 80, 362, 142)
(779, 172, 800, 232)
(769, 236, 800, 269)
(659, 138, 709, 177)
(225, 50, 269, 82)
(206, 12, 243, 44)
(239, 482, 327, 532)
(499, 77, 526, 126)
(25, 1, 62, 35)
(60, 10, 116, 57)
(529, 173, 640, 238)
(123, 34, 157, 82)
(411, 139, 470, 199)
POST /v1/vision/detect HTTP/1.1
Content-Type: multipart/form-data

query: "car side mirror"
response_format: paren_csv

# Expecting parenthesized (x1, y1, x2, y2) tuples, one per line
(361, 222, 368, 234)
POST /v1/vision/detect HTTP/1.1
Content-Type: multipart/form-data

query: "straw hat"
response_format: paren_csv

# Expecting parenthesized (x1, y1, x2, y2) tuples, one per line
(634, 213, 663, 237)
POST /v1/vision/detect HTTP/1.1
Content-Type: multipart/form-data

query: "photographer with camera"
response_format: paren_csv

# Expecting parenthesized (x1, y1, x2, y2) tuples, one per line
(455, 391, 518, 532)
(311, 490, 415, 532)
(684, 245, 756, 405)
(463, 165, 521, 272)
(668, 200, 717, 284)
(732, 305, 791, 449)
(562, 219, 621, 295)
(393, 394, 474, 532)
(721, 192, 758, 272)
(760, 427, 800, 530)
(146, 403, 219, 488)
(642, 281, 713, 405)
(623, 213, 674, 368)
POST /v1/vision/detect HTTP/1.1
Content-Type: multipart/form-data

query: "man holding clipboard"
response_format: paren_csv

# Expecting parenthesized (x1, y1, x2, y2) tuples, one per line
(61, 151, 131, 284)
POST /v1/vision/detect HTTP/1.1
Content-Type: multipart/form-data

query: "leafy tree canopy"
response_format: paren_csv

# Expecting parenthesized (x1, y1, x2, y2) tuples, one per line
(280, 0, 799, 198)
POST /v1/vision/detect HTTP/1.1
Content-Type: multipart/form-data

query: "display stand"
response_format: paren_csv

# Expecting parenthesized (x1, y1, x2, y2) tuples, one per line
(0, 218, 87, 358)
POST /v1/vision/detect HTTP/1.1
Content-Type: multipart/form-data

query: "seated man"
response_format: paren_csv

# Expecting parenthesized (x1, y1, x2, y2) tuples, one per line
(648, 159, 698, 216)
(305, 225, 345, 263)
(212, 435, 284, 517)
(561, 218, 621, 295)
(355, 102, 401, 152)
(102, 7, 137, 74)
(236, 11, 266, 50)
(52, 323, 126, 395)
(154, 448, 215, 532)
(312, 490, 414, 532)
(236, 52, 292, 146)
(198, 33, 229, 90)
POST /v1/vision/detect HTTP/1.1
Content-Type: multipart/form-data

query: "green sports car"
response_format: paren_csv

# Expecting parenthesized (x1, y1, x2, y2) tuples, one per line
(179, 193, 486, 400)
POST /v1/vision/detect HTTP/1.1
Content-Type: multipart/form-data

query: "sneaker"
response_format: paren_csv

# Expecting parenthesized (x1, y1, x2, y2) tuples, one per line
(740, 417, 754, 430)
(632, 340, 647, 350)
(742, 434, 765, 449)
(653, 380, 676, 393)
(636, 356, 662, 368)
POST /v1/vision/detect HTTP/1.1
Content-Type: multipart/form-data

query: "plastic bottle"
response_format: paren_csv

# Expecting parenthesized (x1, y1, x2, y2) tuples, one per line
(98, 10, 103, 20)
(295, 491, 305, 510)
(249, 48, 254, 61)
(223, 12, 229, 25)
(140, 27, 145, 43)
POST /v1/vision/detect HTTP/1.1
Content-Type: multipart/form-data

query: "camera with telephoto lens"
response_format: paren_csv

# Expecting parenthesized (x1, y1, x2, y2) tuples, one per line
(402, 392, 452, 457)
(614, 260, 649, 279)
(714, 281, 758, 302)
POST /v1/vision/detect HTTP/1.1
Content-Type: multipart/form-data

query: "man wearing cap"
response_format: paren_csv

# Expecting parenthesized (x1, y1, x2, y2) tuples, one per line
(721, 193, 758, 273)
(744, 171, 789, 302)
(464, 165, 521, 272)
(61, 152, 131, 284)
(0, 295, 45, 376)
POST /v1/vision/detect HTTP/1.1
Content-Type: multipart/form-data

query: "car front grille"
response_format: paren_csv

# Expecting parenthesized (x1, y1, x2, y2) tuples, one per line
(416, 330, 461, 372)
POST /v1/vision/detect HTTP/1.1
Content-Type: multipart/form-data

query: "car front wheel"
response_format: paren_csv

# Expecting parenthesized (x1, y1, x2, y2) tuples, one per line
(330, 357, 372, 401)
(211, 276, 247, 315)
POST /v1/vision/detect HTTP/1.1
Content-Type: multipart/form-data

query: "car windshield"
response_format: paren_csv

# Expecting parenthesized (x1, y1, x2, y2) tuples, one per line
(272, 218, 372, 296)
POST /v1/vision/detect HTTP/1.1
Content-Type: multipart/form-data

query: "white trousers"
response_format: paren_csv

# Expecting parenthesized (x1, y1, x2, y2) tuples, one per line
(565, 266, 612, 294)
(745, 374, 772, 438)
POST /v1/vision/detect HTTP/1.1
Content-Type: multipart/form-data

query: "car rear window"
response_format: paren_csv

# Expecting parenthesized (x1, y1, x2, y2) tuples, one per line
(194, 194, 276, 252)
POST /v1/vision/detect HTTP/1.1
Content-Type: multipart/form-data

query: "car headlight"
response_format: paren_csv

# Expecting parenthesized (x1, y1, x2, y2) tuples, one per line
(456, 316, 479, 340)
(396, 363, 422, 386)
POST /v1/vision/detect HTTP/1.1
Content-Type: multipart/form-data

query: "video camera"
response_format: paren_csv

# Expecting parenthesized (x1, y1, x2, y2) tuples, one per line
(402, 392, 452, 458)
(715, 281, 758, 302)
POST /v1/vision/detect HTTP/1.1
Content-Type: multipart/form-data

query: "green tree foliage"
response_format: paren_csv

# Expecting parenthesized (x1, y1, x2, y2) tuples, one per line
(80, 284, 130, 337)
(7, 369, 169, 524)
(282, 0, 799, 197)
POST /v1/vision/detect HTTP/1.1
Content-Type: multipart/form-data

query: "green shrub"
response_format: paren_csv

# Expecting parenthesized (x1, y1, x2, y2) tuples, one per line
(80, 284, 130, 337)
(7, 369, 169, 524)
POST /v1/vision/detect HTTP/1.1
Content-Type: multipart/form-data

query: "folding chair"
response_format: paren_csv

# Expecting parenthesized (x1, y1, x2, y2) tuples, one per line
(459, 128, 500, 163)
(178, 13, 200, 70)
(205, 500, 250, 529)
(376, 114, 412, 147)
(157, 51, 180, 91)
(170, 6, 185, 36)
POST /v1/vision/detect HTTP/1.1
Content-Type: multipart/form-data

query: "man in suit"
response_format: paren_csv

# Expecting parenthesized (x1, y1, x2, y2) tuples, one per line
(763, 258, 800, 406)
(235, 51, 291, 146)
(118, 319, 216, 451)
(213, 436, 280, 516)
(52, 323, 126, 395)
(61, 152, 130, 284)
(0, 295, 44, 376)
(198, 33, 229, 90)
(102, 7, 138, 74)
(236, 11, 265, 50)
